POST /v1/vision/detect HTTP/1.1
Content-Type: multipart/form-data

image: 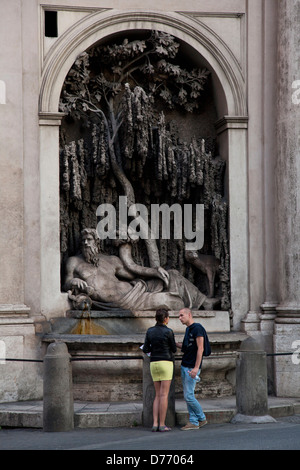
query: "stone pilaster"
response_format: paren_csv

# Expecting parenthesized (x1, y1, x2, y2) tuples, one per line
(276, 0, 300, 317)
(274, 0, 300, 396)
(0, 0, 27, 311)
(215, 116, 248, 331)
(39, 112, 69, 318)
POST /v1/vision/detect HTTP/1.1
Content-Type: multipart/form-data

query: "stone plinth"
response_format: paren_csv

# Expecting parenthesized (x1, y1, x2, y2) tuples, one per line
(232, 337, 276, 423)
(43, 342, 74, 432)
(0, 315, 43, 402)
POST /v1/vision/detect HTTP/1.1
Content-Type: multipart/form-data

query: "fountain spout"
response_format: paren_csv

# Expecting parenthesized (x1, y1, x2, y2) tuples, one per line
(70, 300, 109, 335)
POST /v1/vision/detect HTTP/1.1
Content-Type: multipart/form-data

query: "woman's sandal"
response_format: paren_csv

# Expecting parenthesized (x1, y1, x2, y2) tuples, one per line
(151, 425, 159, 432)
(159, 425, 171, 432)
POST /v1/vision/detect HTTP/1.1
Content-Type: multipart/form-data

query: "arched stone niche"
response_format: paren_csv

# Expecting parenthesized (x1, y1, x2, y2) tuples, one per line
(38, 10, 248, 330)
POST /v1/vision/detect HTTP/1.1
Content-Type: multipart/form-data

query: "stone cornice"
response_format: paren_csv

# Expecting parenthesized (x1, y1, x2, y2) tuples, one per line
(39, 111, 66, 125)
(215, 115, 248, 134)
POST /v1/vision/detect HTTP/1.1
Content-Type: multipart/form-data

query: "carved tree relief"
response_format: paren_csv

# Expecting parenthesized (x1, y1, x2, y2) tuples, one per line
(59, 31, 230, 310)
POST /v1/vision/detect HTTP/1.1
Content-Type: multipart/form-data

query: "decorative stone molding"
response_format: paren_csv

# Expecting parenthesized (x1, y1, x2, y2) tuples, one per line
(215, 115, 248, 134)
(0, 304, 30, 316)
(260, 301, 277, 325)
(39, 111, 66, 126)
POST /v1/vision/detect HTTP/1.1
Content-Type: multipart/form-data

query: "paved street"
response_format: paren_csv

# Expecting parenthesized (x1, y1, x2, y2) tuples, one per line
(1, 414, 300, 451)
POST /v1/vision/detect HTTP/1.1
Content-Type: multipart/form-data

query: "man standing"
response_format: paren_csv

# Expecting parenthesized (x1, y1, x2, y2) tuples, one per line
(177, 308, 208, 430)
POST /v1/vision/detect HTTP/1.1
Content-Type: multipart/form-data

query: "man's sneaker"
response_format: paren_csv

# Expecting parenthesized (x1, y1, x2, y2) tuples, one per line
(180, 422, 199, 431)
(198, 419, 208, 428)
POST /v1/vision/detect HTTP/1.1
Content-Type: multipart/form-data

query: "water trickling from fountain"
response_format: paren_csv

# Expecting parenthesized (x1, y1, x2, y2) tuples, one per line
(70, 301, 109, 335)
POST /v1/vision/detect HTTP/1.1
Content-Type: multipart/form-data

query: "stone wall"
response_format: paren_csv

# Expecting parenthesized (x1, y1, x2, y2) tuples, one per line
(1, 0, 297, 402)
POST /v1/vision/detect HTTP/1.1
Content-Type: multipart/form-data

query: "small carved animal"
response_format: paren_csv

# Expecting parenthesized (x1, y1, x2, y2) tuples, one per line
(185, 251, 220, 298)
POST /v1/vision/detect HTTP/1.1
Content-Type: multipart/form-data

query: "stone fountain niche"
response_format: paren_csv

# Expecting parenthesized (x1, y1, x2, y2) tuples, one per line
(43, 30, 245, 402)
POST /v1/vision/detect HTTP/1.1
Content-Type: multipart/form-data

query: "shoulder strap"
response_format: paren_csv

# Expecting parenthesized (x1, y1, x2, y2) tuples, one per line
(202, 326, 211, 356)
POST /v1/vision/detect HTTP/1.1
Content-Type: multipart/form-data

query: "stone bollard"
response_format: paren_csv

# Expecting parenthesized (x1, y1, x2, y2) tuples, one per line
(142, 355, 175, 428)
(43, 341, 74, 432)
(232, 337, 276, 424)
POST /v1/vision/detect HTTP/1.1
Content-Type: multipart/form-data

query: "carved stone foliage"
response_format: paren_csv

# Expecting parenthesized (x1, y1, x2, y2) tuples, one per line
(59, 31, 230, 309)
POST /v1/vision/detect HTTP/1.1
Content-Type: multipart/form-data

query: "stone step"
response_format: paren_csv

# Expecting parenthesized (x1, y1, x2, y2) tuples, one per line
(0, 397, 299, 429)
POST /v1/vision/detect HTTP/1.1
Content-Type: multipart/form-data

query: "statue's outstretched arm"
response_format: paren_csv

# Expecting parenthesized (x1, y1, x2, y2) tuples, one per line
(118, 242, 169, 286)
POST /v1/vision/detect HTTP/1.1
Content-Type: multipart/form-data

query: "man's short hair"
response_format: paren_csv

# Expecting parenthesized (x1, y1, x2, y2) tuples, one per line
(180, 308, 193, 316)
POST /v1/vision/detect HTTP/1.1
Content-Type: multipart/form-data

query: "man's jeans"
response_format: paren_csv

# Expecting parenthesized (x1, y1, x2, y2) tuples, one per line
(181, 366, 206, 425)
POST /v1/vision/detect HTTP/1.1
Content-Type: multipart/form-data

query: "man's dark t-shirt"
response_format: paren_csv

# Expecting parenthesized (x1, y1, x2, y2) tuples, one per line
(181, 323, 205, 368)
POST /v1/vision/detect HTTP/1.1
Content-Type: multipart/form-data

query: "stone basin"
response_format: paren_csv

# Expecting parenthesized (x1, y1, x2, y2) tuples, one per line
(49, 309, 231, 335)
(42, 309, 247, 402)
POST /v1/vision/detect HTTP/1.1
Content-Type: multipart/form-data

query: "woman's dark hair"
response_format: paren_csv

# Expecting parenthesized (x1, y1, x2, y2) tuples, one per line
(155, 308, 169, 324)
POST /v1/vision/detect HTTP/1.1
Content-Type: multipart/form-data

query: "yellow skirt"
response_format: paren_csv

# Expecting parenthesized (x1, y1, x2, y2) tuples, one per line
(150, 361, 174, 382)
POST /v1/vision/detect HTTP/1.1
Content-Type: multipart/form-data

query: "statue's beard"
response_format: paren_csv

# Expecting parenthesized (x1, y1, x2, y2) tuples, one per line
(82, 245, 99, 266)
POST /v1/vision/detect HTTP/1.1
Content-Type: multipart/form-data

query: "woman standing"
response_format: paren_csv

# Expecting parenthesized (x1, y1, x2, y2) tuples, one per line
(143, 309, 177, 432)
